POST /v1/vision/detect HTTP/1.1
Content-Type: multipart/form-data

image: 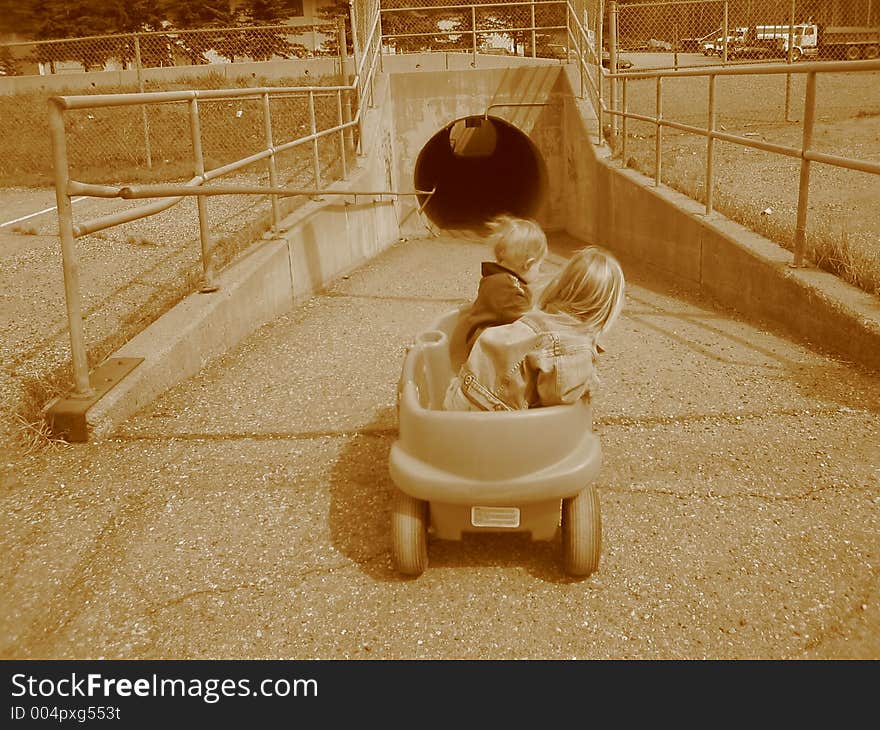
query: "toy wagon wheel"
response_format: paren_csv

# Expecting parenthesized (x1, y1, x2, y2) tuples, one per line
(391, 490, 428, 576)
(561, 486, 601, 577)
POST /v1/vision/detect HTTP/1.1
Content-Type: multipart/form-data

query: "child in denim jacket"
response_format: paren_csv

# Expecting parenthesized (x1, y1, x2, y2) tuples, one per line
(444, 246, 625, 411)
(448, 215, 548, 370)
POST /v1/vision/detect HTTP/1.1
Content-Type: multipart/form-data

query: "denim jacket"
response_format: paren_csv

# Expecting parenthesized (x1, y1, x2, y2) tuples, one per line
(443, 310, 601, 412)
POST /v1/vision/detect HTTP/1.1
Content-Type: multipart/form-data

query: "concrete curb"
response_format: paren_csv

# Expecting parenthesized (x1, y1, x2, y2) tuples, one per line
(598, 158, 880, 372)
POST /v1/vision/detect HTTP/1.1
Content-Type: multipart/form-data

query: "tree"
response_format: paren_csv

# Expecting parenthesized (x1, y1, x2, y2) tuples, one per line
(315, 0, 353, 56)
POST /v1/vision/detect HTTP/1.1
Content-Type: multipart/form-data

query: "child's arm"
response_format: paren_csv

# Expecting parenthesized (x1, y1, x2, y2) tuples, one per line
(529, 348, 599, 407)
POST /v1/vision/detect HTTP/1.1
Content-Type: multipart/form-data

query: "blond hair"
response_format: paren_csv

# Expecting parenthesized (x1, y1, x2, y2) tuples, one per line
(538, 246, 625, 335)
(488, 214, 548, 274)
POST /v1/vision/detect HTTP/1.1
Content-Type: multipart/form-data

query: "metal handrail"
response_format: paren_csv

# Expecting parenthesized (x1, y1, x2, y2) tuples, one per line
(67, 182, 435, 200)
(50, 4, 383, 398)
(600, 52, 880, 270)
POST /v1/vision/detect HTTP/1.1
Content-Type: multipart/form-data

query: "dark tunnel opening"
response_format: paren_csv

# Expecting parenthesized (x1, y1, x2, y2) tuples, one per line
(413, 115, 548, 230)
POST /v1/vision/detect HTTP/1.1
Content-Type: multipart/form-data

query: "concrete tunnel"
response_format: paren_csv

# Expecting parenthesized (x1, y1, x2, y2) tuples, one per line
(413, 115, 549, 230)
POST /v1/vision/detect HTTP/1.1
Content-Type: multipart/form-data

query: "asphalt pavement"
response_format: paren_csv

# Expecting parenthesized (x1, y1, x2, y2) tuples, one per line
(1, 232, 878, 660)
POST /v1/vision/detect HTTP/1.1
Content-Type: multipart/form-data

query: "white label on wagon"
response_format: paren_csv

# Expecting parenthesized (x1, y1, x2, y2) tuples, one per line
(471, 506, 520, 528)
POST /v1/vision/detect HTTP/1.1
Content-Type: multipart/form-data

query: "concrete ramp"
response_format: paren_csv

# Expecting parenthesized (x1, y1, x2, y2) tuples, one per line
(44, 61, 879, 442)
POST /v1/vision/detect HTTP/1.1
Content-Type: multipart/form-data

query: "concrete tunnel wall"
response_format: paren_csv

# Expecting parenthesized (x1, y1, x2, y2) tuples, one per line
(389, 65, 567, 236)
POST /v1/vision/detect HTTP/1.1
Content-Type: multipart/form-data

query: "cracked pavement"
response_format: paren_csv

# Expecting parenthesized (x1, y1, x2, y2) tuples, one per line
(1, 233, 878, 659)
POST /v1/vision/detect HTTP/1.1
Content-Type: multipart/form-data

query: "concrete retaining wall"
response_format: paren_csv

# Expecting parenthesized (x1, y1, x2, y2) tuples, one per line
(84, 74, 401, 439)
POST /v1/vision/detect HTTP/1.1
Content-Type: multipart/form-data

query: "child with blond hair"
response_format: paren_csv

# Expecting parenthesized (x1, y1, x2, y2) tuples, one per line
(444, 245, 625, 412)
(448, 214, 548, 369)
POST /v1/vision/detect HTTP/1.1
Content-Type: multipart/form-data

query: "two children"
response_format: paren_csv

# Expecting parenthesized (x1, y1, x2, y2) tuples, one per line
(444, 217, 625, 412)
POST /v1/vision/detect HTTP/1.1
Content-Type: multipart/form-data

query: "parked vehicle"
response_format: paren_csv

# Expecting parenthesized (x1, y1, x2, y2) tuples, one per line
(602, 49, 633, 70)
(680, 28, 721, 53)
(702, 28, 748, 56)
(816, 25, 880, 60)
(729, 23, 880, 62)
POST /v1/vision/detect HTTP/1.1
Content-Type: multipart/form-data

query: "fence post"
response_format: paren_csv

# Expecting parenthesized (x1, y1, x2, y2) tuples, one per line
(49, 99, 94, 398)
(189, 97, 217, 293)
(609, 1, 619, 142)
(793, 71, 817, 268)
(262, 92, 281, 232)
(655, 76, 663, 186)
(309, 89, 322, 192)
(133, 34, 153, 170)
(471, 5, 478, 66)
(530, 1, 537, 58)
(785, 0, 795, 122)
(722, 0, 729, 63)
(706, 74, 716, 215)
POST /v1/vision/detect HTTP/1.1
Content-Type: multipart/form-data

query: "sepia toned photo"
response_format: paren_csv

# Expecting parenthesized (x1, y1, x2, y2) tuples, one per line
(0, 0, 877, 686)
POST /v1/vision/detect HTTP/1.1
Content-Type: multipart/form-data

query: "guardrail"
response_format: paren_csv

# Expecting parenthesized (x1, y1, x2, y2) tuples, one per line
(601, 56, 880, 268)
(50, 3, 395, 400)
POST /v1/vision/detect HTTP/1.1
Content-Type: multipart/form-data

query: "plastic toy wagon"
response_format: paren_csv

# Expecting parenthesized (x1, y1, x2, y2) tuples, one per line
(389, 309, 603, 578)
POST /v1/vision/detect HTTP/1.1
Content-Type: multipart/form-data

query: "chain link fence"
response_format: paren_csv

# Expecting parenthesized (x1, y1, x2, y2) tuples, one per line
(0, 23, 341, 77)
(379, 0, 569, 57)
(615, 0, 878, 68)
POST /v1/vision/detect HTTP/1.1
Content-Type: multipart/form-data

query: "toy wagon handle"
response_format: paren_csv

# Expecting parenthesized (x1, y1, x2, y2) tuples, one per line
(415, 329, 453, 410)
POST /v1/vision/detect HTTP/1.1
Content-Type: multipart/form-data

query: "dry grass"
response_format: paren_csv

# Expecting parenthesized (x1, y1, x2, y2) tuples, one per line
(0, 69, 347, 187)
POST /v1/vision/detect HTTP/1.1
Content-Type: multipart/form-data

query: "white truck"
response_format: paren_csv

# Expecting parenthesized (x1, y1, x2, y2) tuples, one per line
(730, 23, 880, 61)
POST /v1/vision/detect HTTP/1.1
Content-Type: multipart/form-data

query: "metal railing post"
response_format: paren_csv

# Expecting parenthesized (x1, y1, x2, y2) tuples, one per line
(377, 0, 384, 73)
(706, 74, 716, 215)
(337, 16, 354, 154)
(189, 97, 217, 293)
(133, 34, 152, 170)
(609, 1, 619, 141)
(785, 0, 795, 122)
(655, 75, 663, 186)
(793, 71, 817, 268)
(262, 92, 280, 232)
(597, 0, 604, 120)
(472, 5, 478, 65)
(530, 1, 537, 58)
(337, 90, 348, 180)
(565, 3, 571, 62)
(576, 16, 585, 99)
(49, 99, 94, 398)
(309, 90, 321, 191)
(348, 0, 364, 155)
(621, 76, 628, 163)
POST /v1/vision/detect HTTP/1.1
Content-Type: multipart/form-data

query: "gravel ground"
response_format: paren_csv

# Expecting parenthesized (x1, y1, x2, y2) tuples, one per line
(1, 235, 878, 660)
(0, 169, 317, 457)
